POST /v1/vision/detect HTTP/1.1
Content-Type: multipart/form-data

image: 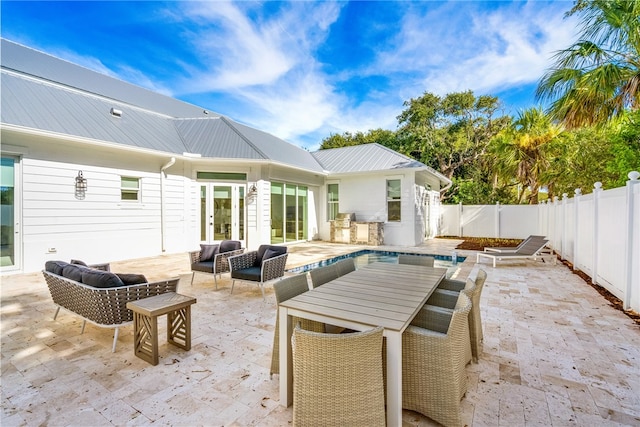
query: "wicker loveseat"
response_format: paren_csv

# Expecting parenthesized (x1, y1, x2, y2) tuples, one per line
(42, 260, 179, 352)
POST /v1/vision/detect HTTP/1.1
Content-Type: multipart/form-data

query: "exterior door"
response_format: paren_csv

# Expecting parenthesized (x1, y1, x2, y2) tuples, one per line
(1, 156, 20, 271)
(199, 184, 245, 243)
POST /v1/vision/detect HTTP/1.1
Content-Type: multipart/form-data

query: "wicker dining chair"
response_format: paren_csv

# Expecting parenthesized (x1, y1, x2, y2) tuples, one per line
(270, 273, 324, 378)
(430, 269, 487, 362)
(309, 264, 340, 288)
(292, 326, 386, 427)
(403, 293, 472, 427)
(333, 258, 356, 276)
(398, 254, 435, 267)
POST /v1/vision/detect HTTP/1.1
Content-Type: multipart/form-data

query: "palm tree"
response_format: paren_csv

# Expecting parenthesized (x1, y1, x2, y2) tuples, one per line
(489, 108, 563, 204)
(536, 0, 640, 128)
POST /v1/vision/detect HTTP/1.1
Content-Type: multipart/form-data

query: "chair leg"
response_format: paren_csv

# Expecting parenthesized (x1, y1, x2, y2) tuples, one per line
(112, 327, 119, 353)
(231, 280, 236, 294)
(214, 274, 218, 290)
(259, 283, 265, 300)
(81, 320, 86, 334)
(190, 272, 195, 286)
(53, 306, 61, 320)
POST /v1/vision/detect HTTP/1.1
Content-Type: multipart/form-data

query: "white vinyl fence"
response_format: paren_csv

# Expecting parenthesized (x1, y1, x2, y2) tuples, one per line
(439, 171, 640, 313)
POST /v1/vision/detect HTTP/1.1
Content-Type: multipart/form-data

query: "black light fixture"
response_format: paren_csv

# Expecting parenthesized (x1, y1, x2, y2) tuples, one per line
(248, 183, 258, 196)
(75, 170, 87, 199)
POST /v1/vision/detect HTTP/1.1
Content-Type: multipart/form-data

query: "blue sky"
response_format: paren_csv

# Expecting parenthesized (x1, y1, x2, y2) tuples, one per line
(2, 1, 579, 150)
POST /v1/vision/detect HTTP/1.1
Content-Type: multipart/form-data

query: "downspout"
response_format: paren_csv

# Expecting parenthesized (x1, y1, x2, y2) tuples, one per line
(160, 157, 176, 252)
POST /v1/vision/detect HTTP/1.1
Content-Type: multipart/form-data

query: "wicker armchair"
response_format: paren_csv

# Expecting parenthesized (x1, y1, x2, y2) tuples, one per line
(402, 293, 472, 427)
(42, 268, 179, 352)
(292, 326, 386, 427)
(270, 273, 324, 378)
(189, 240, 244, 289)
(398, 254, 435, 267)
(229, 245, 288, 300)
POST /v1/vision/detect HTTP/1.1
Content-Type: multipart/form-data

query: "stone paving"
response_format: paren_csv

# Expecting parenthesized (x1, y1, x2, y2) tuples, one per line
(1, 240, 639, 426)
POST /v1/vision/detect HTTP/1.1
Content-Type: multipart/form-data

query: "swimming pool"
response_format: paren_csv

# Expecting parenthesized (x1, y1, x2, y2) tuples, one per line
(286, 249, 465, 278)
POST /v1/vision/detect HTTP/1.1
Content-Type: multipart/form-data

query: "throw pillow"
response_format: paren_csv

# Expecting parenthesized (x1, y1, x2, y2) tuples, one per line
(81, 269, 125, 289)
(219, 240, 241, 253)
(261, 248, 281, 264)
(116, 273, 148, 285)
(200, 244, 219, 262)
(70, 259, 88, 266)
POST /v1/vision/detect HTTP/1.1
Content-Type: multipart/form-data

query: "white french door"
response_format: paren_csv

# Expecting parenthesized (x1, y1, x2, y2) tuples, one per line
(199, 184, 245, 244)
(1, 156, 21, 271)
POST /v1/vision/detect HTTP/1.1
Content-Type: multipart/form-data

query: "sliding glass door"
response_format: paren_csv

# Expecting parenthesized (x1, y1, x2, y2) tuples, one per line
(271, 182, 307, 244)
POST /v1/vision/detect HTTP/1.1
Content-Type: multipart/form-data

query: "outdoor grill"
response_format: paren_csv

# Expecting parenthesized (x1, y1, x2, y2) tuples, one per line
(335, 212, 356, 228)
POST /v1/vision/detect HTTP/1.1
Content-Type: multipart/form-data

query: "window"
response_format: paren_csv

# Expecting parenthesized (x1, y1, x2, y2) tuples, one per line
(121, 177, 140, 201)
(386, 179, 401, 221)
(327, 183, 339, 221)
(271, 182, 308, 243)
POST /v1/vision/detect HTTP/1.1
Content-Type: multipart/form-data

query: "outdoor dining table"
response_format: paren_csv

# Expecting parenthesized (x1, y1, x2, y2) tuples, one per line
(279, 261, 447, 427)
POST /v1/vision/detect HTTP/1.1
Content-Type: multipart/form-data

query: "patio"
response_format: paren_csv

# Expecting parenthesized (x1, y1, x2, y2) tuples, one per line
(2, 239, 639, 426)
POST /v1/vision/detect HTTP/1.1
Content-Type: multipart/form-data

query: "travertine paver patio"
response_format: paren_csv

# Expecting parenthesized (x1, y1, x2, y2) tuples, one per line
(1, 240, 639, 426)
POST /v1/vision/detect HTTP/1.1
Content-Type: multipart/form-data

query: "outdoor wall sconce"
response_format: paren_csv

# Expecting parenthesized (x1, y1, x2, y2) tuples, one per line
(75, 170, 87, 199)
(247, 183, 258, 196)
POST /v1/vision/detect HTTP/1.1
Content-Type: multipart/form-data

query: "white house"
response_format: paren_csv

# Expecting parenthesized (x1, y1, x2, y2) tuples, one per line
(0, 39, 451, 274)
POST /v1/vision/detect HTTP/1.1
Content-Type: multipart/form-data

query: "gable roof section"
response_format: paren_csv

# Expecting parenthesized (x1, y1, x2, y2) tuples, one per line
(1, 39, 212, 119)
(312, 143, 451, 184)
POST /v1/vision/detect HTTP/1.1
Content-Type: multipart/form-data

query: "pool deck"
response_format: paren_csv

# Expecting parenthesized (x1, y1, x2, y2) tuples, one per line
(2, 239, 639, 426)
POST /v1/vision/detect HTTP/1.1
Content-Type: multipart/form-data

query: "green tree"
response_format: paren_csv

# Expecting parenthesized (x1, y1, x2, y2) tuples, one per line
(536, 0, 640, 128)
(489, 108, 563, 204)
(319, 129, 397, 149)
(396, 90, 509, 181)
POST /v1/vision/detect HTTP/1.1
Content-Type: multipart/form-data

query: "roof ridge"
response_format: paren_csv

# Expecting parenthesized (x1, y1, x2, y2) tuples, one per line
(219, 116, 269, 160)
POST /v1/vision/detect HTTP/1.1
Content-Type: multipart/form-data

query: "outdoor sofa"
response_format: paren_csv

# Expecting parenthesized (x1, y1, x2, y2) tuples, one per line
(42, 260, 179, 352)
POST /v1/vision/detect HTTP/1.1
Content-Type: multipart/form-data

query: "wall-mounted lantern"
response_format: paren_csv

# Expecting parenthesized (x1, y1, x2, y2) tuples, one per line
(75, 170, 87, 199)
(247, 183, 258, 196)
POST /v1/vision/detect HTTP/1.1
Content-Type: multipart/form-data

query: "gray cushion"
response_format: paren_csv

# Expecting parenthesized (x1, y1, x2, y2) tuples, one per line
(70, 259, 88, 266)
(219, 240, 241, 253)
(262, 248, 281, 264)
(191, 261, 214, 273)
(116, 273, 147, 285)
(81, 269, 125, 289)
(255, 245, 287, 266)
(232, 266, 261, 282)
(62, 264, 90, 282)
(200, 244, 219, 262)
(45, 260, 69, 275)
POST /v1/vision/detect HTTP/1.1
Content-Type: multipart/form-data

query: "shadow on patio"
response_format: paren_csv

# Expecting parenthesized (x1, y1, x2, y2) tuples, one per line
(2, 240, 639, 426)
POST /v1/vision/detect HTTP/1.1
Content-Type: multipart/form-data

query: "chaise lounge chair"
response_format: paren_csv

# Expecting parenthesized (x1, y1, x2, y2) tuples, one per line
(477, 238, 554, 267)
(483, 235, 547, 253)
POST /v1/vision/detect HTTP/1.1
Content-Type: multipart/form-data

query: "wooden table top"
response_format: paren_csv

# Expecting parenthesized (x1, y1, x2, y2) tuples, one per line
(280, 262, 446, 332)
(126, 292, 197, 317)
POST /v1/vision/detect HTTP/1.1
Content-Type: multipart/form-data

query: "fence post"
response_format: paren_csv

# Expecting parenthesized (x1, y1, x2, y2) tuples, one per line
(624, 171, 640, 309)
(592, 182, 602, 285)
(458, 202, 463, 237)
(573, 188, 582, 271)
(495, 202, 500, 238)
(561, 193, 568, 260)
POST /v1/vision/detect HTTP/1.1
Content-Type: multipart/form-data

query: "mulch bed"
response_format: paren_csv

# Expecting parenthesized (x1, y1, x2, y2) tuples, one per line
(438, 236, 640, 325)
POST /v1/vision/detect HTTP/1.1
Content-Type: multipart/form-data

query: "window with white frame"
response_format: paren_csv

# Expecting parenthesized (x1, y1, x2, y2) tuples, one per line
(121, 176, 140, 201)
(327, 183, 339, 221)
(386, 179, 401, 221)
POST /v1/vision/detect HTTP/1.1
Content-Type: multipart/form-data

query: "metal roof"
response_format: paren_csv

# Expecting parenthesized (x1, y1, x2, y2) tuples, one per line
(311, 143, 451, 184)
(1, 39, 213, 119)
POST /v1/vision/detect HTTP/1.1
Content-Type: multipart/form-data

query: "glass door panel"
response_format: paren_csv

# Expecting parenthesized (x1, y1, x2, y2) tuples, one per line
(297, 186, 308, 240)
(1, 157, 17, 269)
(213, 186, 232, 240)
(271, 183, 284, 244)
(285, 185, 296, 240)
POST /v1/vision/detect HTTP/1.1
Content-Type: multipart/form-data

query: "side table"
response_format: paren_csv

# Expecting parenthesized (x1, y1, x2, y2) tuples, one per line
(126, 292, 197, 365)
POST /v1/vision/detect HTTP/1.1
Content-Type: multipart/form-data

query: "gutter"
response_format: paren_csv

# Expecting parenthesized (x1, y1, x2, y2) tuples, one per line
(160, 157, 176, 252)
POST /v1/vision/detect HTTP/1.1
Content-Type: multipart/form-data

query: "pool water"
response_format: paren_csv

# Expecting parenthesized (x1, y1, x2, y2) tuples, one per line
(287, 249, 464, 278)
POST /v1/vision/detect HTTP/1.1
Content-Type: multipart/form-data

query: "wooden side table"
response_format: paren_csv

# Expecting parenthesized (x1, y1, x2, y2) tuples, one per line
(126, 292, 197, 365)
